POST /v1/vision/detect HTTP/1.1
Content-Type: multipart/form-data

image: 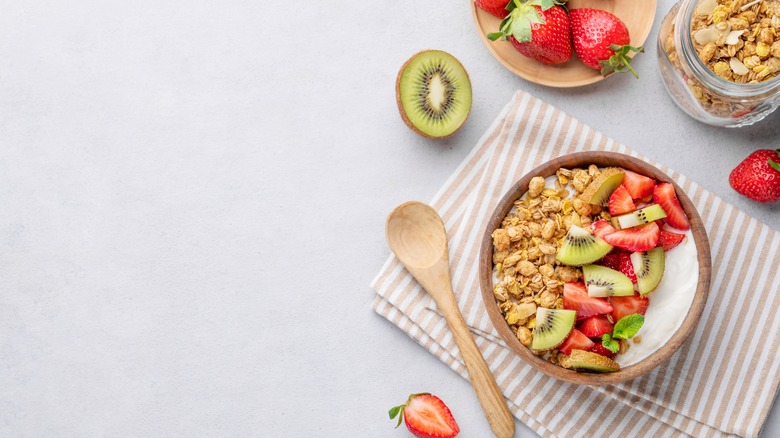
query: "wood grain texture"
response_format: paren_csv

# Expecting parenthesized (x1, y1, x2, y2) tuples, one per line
(471, 0, 658, 87)
(387, 202, 516, 438)
(478, 152, 712, 385)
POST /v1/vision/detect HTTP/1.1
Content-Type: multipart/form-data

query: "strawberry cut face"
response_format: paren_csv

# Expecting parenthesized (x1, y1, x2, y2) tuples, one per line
(621, 170, 656, 199)
(602, 222, 661, 252)
(563, 282, 613, 320)
(608, 184, 636, 215)
(559, 328, 595, 355)
(390, 394, 460, 438)
(653, 183, 690, 230)
(609, 294, 649, 322)
(578, 315, 614, 338)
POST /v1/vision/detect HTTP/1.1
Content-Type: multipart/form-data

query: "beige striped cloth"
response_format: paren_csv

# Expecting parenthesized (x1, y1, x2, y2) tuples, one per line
(371, 90, 780, 438)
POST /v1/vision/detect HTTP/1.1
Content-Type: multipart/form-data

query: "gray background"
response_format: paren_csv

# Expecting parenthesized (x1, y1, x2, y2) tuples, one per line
(0, 0, 778, 436)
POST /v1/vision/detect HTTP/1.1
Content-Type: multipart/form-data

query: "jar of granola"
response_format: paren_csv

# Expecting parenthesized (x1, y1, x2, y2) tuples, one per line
(658, 0, 780, 127)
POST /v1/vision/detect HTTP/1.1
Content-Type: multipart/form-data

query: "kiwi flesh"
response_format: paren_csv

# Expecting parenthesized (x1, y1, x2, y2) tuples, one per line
(580, 168, 625, 206)
(531, 308, 576, 351)
(570, 349, 621, 372)
(395, 50, 472, 139)
(617, 204, 667, 229)
(631, 247, 665, 296)
(556, 225, 613, 266)
(582, 264, 635, 297)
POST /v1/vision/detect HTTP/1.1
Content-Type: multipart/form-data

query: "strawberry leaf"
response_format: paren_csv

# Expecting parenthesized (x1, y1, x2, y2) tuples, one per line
(602, 333, 620, 353)
(613, 314, 645, 339)
(388, 404, 404, 427)
(599, 44, 644, 78)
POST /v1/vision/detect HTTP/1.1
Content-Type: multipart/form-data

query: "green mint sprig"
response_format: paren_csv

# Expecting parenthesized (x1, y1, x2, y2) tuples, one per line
(601, 314, 644, 353)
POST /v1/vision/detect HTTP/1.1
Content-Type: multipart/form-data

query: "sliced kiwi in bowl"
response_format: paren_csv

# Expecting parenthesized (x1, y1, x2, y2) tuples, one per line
(556, 225, 613, 266)
(582, 264, 634, 297)
(631, 247, 665, 296)
(531, 308, 576, 351)
(580, 168, 625, 206)
(395, 50, 472, 139)
(617, 204, 667, 229)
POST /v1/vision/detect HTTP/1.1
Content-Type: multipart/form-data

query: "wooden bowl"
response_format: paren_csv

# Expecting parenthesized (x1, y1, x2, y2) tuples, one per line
(471, 0, 658, 87)
(478, 152, 711, 385)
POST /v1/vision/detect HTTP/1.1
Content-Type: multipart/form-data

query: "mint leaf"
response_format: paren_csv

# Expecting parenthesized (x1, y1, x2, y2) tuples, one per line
(613, 314, 645, 339)
(602, 333, 619, 353)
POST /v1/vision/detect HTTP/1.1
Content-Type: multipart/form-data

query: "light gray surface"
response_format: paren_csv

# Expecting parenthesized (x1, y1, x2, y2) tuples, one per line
(0, 0, 778, 436)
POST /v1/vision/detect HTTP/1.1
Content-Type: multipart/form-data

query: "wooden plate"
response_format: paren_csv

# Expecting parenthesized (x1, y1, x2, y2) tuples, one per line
(471, 0, 658, 87)
(478, 152, 712, 385)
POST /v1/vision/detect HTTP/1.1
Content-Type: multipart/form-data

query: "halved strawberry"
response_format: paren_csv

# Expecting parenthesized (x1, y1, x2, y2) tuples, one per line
(608, 185, 636, 215)
(591, 343, 617, 359)
(653, 183, 690, 230)
(609, 294, 649, 322)
(597, 252, 637, 283)
(579, 315, 614, 338)
(622, 170, 656, 199)
(602, 222, 660, 252)
(659, 230, 685, 251)
(389, 393, 460, 438)
(591, 219, 616, 239)
(563, 282, 613, 320)
(558, 328, 595, 355)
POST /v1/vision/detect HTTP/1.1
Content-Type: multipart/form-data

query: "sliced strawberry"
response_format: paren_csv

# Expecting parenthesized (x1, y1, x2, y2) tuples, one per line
(609, 294, 649, 322)
(591, 219, 616, 239)
(653, 183, 690, 230)
(597, 252, 637, 284)
(602, 222, 660, 252)
(608, 185, 636, 215)
(390, 393, 460, 438)
(591, 343, 617, 359)
(579, 315, 614, 338)
(559, 328, 595, 355)
(563, 282, 613, 320)
(659, 230, 685, 251)
(622, 170, 656, 199)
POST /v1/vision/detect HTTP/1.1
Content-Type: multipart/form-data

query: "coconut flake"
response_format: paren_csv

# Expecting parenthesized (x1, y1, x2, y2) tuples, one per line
(740, 0, 763, 11)
(726, 30, 745, 45)
(730, 57, 750, 75)
(694, 27, 720, 45)
(696, 0, 718, 16)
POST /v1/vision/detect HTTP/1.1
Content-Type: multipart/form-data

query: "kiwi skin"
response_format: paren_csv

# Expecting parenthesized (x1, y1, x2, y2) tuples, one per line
(395, 50, 472, 139)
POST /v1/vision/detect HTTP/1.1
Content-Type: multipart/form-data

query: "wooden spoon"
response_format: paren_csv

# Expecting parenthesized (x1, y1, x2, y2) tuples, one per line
(386, 201, 515, 438)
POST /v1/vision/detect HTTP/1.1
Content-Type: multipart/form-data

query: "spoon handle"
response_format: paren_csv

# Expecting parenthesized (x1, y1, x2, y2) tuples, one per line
(433, 287, 516, 438)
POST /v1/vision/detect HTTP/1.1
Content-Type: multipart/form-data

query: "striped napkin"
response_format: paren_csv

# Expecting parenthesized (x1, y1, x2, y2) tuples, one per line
(371, 90, 780, 438)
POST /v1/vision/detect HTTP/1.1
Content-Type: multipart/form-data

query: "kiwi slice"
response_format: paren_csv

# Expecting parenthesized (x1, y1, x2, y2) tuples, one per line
(631, 247, 665, 296)
(570, 349, 621, 372)
(395, 50, 472, 139)
(580, 168, 625, 206)
(582, 264, 635, 297)
(531, 308, 576, 351)
(617, 204, 667, 229)
(556, 225, 613, 266)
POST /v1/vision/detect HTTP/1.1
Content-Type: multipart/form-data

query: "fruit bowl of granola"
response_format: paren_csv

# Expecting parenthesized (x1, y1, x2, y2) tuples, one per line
(479, 152, 711, 384)
(472, 0, 657, 87)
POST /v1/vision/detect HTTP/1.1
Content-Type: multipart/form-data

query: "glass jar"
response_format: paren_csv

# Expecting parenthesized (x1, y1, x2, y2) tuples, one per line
(657, 0, 780, 127)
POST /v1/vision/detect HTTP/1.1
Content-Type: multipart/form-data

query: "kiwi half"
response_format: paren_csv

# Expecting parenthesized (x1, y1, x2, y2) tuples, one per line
(582, 264, 635, 297)
(395, 50, 472, 139)
(570, 349, 621, 372)
(556, 225, 613, 266)
(580, 168, 625, 206)
(617, 204, 667, 229)
(531, 308, 576, 351)
(631, 247, 665, 295)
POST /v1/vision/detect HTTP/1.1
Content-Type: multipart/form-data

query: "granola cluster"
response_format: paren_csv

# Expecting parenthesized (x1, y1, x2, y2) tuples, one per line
(491, 165, 617, 368)
(663, 0, 780, 118)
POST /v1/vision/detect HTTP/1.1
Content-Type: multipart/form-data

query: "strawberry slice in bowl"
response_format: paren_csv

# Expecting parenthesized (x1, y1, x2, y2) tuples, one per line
(563, 282, 613, 320)
(602, 222, 661, 252)
(653, 183, 690, 230)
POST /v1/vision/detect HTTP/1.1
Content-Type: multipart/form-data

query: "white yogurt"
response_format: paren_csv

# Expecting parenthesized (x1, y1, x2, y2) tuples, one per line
(495, 175, 700, 367)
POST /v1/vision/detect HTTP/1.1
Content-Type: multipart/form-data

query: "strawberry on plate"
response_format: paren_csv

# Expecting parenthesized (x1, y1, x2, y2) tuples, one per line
(659, 230, 685, 251)
(729, 149, 780, 203)
(591, 343, 616, 359)
(591, 219, 616, 239)
(559, 328, 595, 355)
(603, 222, 661, 252)
(608, 184, 636, 215)
(569, 8, 644, 77)
(563, 282, 613, 320)
(476, 0, 510, 19)
(621, 170, 656, 199)
(653, 183, 690, 230)
(597, 252, 637, 283)
(609, 294, 649, 322)
(389, 393, 459, 438)
(487, 0, 572, 65)
(579, 315, 614, 338)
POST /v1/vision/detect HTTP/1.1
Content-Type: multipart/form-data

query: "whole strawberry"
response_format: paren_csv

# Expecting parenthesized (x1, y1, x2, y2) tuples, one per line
(729, 149, 780, 203)
(389, 393, 460, 438)
(488, 0, 572, 65)
(569, 8, 643, 77)
(476, 0, 511, 18)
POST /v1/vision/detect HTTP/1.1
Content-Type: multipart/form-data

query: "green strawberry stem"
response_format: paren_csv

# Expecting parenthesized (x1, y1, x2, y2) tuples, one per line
(769, 149, 780, 173)
(487, 0, 566, 42)
(599, 44, 644, 78)
(388, 393, 429, 428)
